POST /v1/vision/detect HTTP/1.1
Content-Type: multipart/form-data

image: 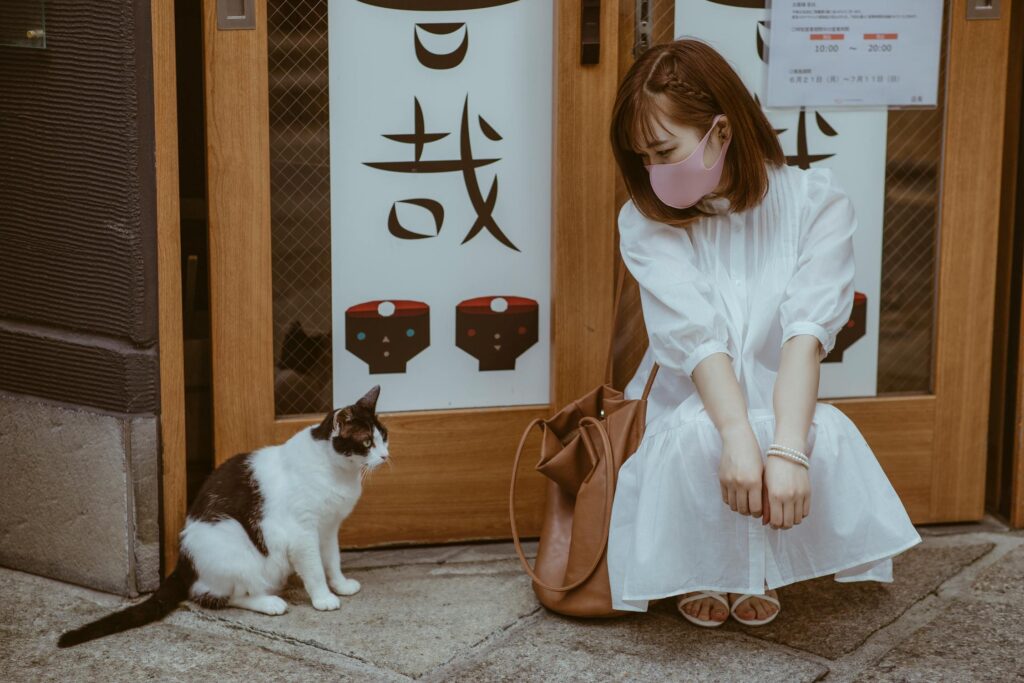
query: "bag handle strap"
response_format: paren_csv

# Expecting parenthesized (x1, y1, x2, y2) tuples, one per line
(509, 416, 615, 593)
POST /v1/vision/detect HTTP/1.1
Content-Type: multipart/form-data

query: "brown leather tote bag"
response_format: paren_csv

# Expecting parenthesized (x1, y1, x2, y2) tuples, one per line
(509, 267, 659, 618)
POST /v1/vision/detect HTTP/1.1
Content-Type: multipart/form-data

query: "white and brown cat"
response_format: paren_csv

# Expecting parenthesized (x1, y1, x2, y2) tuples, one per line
(59, 386, 389, 648)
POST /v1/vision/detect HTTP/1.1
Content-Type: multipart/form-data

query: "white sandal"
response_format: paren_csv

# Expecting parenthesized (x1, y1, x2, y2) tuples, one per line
(676, 591, 729, 628)
(728, 592, 781, 626)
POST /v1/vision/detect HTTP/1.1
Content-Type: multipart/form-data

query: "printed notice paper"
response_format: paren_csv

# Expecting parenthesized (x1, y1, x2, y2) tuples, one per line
(766, 0, 944, 108)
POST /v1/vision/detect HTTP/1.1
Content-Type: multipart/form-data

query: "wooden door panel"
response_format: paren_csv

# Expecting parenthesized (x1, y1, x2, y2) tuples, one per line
(204, 0, 623, 546)
(930, 0, 1016, 521)
(836, 397, 935, 519)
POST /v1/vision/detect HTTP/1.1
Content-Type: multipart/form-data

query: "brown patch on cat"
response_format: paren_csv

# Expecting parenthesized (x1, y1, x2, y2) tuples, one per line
(190, 590, 229, 610)
(189, 452, 268, 556)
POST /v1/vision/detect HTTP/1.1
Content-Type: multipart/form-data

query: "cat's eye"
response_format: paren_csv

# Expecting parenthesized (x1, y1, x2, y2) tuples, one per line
(363, 438, 372, 448)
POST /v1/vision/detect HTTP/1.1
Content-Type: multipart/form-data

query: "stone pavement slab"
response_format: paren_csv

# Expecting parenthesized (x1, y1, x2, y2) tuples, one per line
(3, 532, 1021, 682)
(440, 612, 828, 683)
(855, 598, 1024, 682)
(192, 557, 539, 678)
(971, 542, 1024, 597)
(712, 541, 995, 659)
(339, 540, 537, 571)
(442, 541, 538, 565)
(916, 516, 1009, 537)
(0, 568, 401, 683)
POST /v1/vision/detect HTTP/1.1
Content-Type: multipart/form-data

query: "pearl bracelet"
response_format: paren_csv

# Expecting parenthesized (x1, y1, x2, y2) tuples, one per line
(768, 450, 809, 469)
(768, 443, 809, 460)
(767, 444, 810, 469)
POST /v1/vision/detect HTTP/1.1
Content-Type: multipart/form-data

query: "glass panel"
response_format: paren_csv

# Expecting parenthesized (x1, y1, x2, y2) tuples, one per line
(327, 3, 553, 414)
(876, 4, 949, 395)
(0, 0, 46, 49)
(268, 0, 333, 416)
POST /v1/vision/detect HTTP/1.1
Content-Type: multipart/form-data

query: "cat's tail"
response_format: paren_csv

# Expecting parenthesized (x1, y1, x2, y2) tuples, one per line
(57, 557, 194, 648)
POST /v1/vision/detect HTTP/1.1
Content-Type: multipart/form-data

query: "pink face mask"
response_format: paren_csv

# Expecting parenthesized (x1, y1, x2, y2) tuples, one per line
(645, 115, 730, 210)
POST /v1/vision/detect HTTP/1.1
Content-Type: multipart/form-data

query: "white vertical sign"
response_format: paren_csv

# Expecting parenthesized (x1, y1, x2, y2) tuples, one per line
(676, 0, 883, 398)
(328, 0, 554, 413)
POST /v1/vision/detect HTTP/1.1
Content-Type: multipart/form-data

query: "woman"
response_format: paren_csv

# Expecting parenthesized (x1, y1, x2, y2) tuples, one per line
(606, 39, 921, 627)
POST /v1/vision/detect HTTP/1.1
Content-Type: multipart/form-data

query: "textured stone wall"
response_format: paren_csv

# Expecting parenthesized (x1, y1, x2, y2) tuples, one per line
(0, 0, 160, 596)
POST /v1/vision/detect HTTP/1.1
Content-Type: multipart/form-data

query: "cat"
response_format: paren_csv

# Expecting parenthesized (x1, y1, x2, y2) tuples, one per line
(58, 386, 389, 648)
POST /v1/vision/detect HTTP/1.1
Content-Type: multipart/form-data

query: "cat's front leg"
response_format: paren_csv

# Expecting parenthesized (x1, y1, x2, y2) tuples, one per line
(289, 535, 341, 611)
(321, 523, 361, 596)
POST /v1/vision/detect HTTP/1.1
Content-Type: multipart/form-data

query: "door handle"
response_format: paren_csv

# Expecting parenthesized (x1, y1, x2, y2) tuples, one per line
(581, 0, 601, 65)
(966, 0, 1000, 20)
(217, 0, 256, 30)
(634, 0, 652, 58)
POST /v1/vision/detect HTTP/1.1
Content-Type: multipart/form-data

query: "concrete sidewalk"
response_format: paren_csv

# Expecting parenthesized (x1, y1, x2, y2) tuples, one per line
(2, 519, 1022, 682)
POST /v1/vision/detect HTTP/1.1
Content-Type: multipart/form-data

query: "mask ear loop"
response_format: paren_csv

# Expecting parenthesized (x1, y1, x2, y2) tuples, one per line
(644, 114, 728, 172)
(699, 114, 730, 171)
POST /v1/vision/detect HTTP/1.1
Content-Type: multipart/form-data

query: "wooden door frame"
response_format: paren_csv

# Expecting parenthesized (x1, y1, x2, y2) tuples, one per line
(922, 0, 1015, 521)
(154, 0, 187, 575)
(1007, 6, 1024, 528)
(200, 1, 622, 547)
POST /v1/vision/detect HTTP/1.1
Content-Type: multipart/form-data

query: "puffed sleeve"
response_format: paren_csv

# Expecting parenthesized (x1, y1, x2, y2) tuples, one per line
(778, 167, 856, 361)
(618, 201, 733, 377)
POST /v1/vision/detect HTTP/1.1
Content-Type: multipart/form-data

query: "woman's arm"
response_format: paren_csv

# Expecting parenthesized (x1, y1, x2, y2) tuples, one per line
(765, 334, 819, 528)
(692, 352, 764, 518)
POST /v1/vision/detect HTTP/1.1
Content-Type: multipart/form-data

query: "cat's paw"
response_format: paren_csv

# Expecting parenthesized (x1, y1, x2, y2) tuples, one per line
(258, 595, 289, 616)
(330, 578, 361, 596)
(311, 593, 342, 611)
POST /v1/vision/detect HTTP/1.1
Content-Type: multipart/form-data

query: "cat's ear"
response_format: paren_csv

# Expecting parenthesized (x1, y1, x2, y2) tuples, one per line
(311, 409, 337, 441)
(356, 385, 381, 413)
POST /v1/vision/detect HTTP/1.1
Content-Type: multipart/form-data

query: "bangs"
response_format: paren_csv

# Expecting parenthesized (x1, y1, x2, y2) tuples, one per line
(614, 90, 673, 155)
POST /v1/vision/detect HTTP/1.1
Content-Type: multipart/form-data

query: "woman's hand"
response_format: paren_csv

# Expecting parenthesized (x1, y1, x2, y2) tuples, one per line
(718, 423, 764, 518)
(763, 454, 811, 529)
(769, 335, 819, 529)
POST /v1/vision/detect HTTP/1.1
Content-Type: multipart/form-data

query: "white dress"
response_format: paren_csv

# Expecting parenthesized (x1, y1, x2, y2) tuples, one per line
(607, 163, 922, 612)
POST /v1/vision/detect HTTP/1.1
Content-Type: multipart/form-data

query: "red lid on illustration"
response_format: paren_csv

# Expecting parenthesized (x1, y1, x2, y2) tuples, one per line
(346, 300, 429, 318)
(457, 296, 537, 315)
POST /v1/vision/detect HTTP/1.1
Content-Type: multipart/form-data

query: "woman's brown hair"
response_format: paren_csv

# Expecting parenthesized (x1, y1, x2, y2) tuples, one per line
(610, 39, 784, 227)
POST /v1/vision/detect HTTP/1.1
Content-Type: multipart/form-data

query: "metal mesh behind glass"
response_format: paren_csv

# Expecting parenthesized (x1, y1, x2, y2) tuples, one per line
(875, 1, 948, 394)
(269, 0, 333, 417)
